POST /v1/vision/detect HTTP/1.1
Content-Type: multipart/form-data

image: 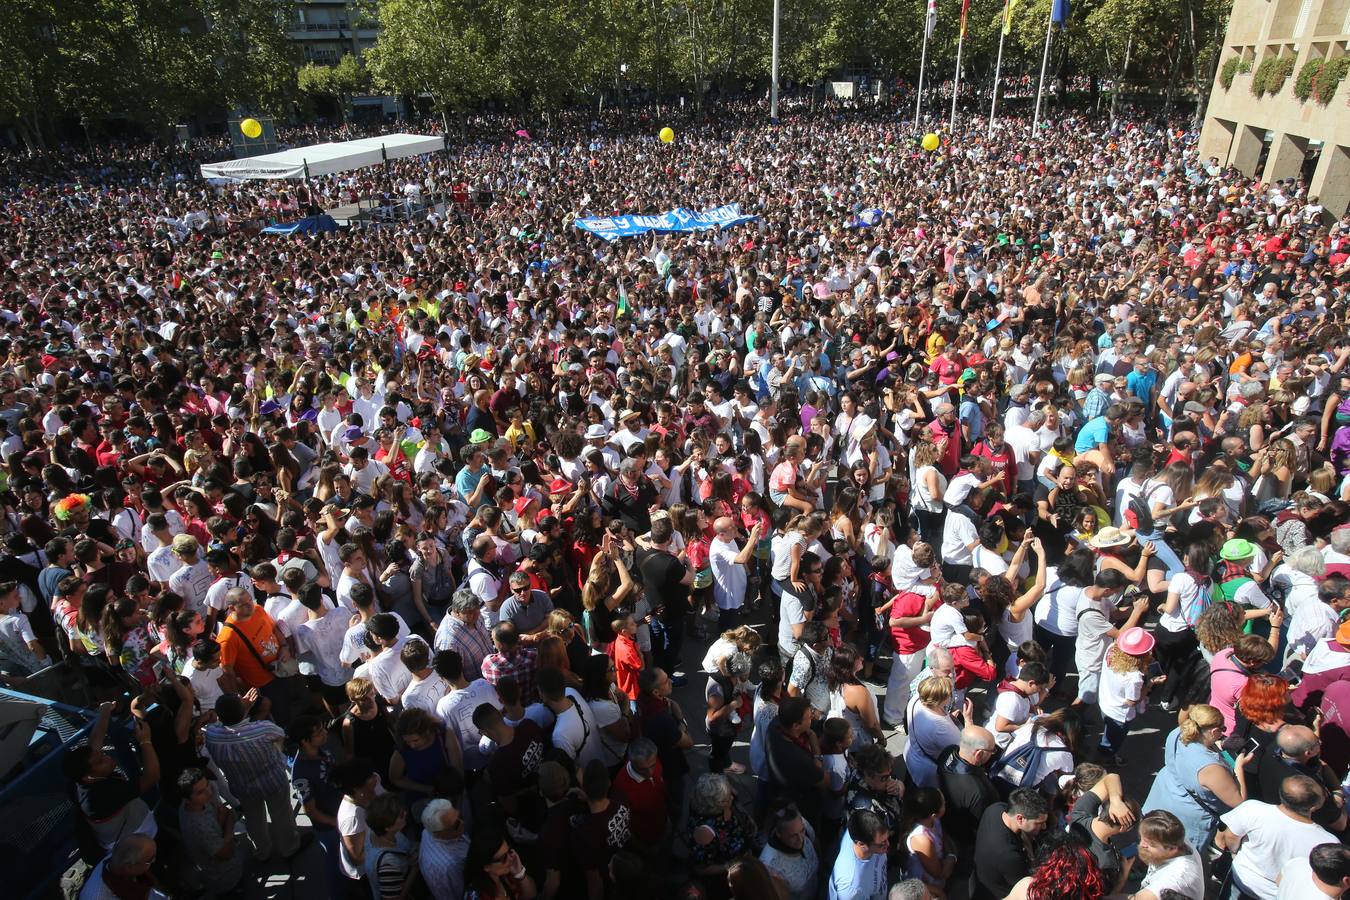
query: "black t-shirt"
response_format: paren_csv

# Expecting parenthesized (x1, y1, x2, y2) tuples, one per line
(639, 704, 689, 781)
(636, 548, 689, 616)
(936, 745, 1000, 852)
(973, 803, 1035, 900)
(570, 795, 632, 871)
(464, 404, 497, 438)
(765, 720, 824, 823)
(538, 795, 587, 895)
(1068, 793, 1123, 886)
(489, 718, 547, 800)
(1031, 484, 1071, 565)
(1255, 750, 1344, 829)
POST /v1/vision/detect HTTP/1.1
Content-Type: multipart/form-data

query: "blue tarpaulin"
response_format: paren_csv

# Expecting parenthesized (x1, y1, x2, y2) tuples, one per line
(261, 214, 340, 235)
(574, 203, 758, 241)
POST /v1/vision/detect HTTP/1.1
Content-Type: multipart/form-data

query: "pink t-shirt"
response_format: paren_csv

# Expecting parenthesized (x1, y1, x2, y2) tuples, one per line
(770, 460, 798, 494)
(1209, 647, 1249, 733)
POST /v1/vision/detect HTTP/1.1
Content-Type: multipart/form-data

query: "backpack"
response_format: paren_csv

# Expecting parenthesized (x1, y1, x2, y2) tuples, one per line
(990, 730, 1048, 790)
(1125, 484, 1161, 535)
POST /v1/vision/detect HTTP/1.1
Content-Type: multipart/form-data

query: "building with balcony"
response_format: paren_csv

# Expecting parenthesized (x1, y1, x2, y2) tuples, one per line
(1198, 0, 1350, 216)
(288, 0, 379, 65)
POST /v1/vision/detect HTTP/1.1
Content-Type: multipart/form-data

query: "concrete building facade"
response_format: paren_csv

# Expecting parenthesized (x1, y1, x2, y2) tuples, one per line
(1198, 0, 1350, 217)
(287, 0, 378, 65)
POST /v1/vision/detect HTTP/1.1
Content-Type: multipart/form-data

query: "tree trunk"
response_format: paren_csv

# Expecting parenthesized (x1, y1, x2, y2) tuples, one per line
(1111, 36, 1132, 122)
(1163, 46, 1180, 112)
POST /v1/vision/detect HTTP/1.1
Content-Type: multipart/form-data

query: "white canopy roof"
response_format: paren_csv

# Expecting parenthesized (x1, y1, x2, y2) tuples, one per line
(199, 133, 443, 181)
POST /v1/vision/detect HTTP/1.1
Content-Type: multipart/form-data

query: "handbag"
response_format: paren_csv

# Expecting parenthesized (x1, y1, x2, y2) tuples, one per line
(222, 620, 300, 679)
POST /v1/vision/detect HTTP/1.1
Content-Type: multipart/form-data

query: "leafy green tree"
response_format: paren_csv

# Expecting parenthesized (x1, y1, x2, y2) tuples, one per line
(297, 54, 369, 123)
(365, 0, 504, 126)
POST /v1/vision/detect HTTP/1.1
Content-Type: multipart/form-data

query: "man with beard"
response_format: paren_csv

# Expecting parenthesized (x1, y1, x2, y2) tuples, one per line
(1133, 810, 1205, 900)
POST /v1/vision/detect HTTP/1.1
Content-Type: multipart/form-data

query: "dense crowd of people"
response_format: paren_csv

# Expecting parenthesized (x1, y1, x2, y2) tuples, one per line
(3, 94, 1350, 900)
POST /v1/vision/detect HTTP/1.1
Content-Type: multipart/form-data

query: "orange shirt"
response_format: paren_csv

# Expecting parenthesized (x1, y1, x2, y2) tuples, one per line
(218, 607, 280, 689)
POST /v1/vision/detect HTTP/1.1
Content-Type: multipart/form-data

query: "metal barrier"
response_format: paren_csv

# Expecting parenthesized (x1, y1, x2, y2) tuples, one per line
(0, 689, 140, 900)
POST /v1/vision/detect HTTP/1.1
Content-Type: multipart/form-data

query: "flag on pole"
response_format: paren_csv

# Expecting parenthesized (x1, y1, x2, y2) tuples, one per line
(925, 0, 937, 38)
(960, 0, 971, 37)
(1002, 0, 1018, 34)
(1051, 0, 1070, 28)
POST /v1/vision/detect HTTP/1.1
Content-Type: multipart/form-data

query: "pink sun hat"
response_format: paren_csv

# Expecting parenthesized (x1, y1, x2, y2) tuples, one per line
(1116, 626, 1155, 656)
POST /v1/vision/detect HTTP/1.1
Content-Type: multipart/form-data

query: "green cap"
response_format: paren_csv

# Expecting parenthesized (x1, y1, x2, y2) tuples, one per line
(469, 429, 492, 445)
(1219, 538, 1256, 561)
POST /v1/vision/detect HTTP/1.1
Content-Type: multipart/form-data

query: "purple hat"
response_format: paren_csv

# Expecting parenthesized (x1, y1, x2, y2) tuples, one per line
(259, 399, 282, 416)
(342, 425, 365, 442)
(298, 408, 318, 423)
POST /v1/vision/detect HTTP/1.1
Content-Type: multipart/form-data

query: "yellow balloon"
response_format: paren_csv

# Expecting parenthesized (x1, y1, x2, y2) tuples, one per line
(921, 132, 940, 152)
(659, 126, 675, 144)
(240, 118, 262, 139)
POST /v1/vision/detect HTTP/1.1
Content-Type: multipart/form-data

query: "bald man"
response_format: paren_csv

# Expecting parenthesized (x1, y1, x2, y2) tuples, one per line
(709, 514, 762, 632)
(1221, 774, 1334, 899)
(1257, 725, 1348, 834)
(938, 725, 1001, 898)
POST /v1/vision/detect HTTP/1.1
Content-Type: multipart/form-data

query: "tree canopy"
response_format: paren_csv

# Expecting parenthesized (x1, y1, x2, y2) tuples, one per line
(2, 0, 1229, 146)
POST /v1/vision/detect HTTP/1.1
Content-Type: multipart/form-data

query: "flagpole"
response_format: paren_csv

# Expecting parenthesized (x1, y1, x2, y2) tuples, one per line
(1032, 5, 1055, 134)
(989, 3, 1008, 137)
(949, 23, 966, 128)
(915, 23, 930, 128)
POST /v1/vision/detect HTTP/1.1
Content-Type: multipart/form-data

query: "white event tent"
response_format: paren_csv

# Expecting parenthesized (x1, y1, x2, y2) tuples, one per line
(200, 133, 444, 181)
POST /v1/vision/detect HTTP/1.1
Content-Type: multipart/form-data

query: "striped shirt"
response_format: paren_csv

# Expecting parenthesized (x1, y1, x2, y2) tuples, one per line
(203, 720, 289, 800)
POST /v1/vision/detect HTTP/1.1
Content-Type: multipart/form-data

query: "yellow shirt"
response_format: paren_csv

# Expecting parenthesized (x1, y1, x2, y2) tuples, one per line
(504, 421, 536, 451)
(925, 331, 947, 363)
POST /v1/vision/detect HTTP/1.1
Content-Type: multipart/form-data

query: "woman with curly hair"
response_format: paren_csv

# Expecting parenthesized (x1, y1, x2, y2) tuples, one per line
(1004, 837, 1108, 900)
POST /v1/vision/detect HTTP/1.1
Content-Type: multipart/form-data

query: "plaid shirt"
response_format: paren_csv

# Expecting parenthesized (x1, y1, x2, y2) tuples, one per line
(480, 646, 539, 702)
(1082, 386, 1112, 421)
(434, 615, 493, 680)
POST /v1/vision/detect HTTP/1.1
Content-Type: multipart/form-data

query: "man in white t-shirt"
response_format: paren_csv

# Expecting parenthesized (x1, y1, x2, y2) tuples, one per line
(1275, 842, 1350, 900)
(167, 535, 213, 617)
(335, 761, 385, 882)
(1135, 809, 1205, 900)
(1004, 410, 1045, 495)
(709, 516, 761, 632)
(434, 649, 501, 772)
(986, 661, 1051, 749)
(538, 667, 603, 767)
(1221, 776, 1336, 900)
(356, 615, 413, 705)
(940, 507, 980, 584)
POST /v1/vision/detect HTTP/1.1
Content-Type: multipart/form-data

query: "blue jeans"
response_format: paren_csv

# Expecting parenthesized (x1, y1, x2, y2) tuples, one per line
(1138, 530, 1183, 578)
(315, 826, 344, 898)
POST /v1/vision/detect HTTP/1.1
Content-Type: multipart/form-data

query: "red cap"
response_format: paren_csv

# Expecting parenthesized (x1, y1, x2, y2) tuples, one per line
(547, 478, 572, 495)
(513, 496, 537, 517)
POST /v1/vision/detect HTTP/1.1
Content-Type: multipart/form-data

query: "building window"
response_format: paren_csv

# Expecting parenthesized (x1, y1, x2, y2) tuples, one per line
(1295, 0, 1314, 36)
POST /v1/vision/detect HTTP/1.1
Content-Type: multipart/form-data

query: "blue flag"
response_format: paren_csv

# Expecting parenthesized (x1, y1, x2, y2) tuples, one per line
(1051, 0, 1070, 28)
